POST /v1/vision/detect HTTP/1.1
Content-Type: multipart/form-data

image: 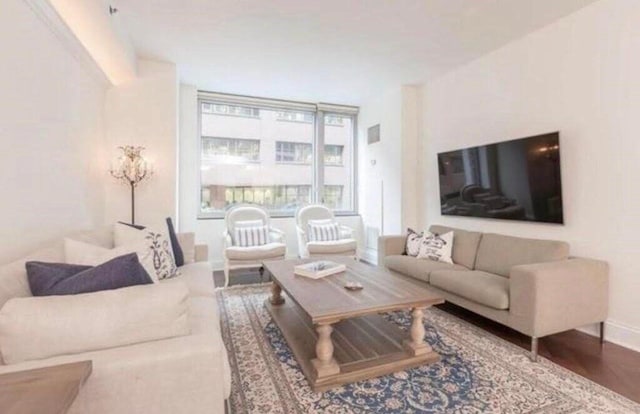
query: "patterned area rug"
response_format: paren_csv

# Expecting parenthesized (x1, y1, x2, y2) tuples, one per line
(217, 284, 640, 414)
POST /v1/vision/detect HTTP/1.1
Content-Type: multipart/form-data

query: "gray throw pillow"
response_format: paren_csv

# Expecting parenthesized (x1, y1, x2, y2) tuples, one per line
(26, 253, 153, 296)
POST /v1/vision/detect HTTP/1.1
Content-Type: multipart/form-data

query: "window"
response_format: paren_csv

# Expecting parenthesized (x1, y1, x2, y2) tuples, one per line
(202, 103, 260, 118)
(324, 145, 344, 166)
(275, 141, 312, 164)
(276, 110, 314, 123)
(322, 113, 354, 211)
(202, 137, 260, 162)
(325, 115, 344, 126)
(199, 94, 357, 217)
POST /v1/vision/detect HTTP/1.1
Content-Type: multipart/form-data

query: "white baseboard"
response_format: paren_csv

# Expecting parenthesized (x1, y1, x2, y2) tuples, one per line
(578, 319, 640, 352)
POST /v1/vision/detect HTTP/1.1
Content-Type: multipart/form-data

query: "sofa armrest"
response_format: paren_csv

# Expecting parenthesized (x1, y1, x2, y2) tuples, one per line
(377, 235, 406, 264)
(176, 232, 196, 264)
(509, 258, 609, 338)
(0, 283, 190, 364)
(194, 244, 209, 262)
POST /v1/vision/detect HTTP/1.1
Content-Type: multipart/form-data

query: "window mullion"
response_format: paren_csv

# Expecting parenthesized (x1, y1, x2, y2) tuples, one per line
(314, 110, 325, 204)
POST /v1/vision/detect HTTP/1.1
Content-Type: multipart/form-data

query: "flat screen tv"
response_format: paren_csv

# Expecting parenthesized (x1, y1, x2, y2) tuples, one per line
(438, 132, 563, 224)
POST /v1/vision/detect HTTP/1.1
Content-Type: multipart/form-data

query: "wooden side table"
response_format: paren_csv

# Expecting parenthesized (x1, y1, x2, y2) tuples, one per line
(0, 360, 92, 414)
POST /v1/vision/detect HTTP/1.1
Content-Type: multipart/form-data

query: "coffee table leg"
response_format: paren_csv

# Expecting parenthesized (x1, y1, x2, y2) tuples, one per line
(311, 323, 340, 378)
(270, 282, 284, 305)
(403, 307, 432, 356)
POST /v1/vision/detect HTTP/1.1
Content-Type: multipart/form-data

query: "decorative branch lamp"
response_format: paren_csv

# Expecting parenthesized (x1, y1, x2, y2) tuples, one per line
(109, 146, 153, 225)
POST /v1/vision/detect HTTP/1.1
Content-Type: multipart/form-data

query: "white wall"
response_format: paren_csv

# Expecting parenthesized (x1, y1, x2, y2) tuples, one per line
(104, 59, 179, 229)
(421, 0, 640, 350)
(178, 85, 363, 269)
(0, 0, 107, 263)
(358, 85, 421, 263)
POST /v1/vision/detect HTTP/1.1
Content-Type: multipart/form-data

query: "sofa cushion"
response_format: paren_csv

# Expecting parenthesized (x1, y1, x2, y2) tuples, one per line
(384, 255, 467, 283)
(475, 233, 569, 277)
(225, 242, 286, 260)
(27, 253, 152, 296)
(307, 239, 357, 255)
(163, 262, 215, 297)
(429, 225, 483, 269)
(166, 217, 184, 267)
(0, 282, 190, 364)
(430, 270, 510, 310)
(0, 245, 64, 309)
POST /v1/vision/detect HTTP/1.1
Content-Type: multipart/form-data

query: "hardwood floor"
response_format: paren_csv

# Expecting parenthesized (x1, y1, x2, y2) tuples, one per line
(214, 268, 640, 404)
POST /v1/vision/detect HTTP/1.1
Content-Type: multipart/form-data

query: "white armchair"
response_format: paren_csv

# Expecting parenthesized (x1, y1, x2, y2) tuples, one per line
(223, 205, 286, 286)
(295, 205, 358, 259)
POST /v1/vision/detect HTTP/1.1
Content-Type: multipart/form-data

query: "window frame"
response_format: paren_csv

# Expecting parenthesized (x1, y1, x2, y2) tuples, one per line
(197, 92, 358, 219)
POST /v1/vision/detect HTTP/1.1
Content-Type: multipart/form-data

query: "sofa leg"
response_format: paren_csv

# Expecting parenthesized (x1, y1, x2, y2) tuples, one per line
(259, 266, 265, 282)
(223, 264, 230, 287)
(530, 337, 539, 362)
(600, 321, 605, 345)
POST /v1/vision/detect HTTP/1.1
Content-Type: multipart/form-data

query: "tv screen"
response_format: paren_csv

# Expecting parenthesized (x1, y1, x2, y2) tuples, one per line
(438, 132, 563, 224)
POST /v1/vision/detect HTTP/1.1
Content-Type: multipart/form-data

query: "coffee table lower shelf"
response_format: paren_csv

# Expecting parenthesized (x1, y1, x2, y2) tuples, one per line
(265, 296, 440, 392)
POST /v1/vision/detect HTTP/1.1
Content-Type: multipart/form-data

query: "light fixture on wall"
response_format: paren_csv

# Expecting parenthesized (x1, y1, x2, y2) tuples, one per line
(109, 146, 153, 225)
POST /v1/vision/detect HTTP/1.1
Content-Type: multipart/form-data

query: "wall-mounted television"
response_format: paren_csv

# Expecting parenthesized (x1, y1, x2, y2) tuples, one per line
(438, 132, 563, 224)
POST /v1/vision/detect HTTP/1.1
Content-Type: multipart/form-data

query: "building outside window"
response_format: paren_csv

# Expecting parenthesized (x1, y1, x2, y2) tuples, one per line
(199, 94, 357, 216)
(275, 141, 312, 164)
(276, 110, 314, 123)
(202, 137, 260, 162)
(202, 103, 260, 118)
(324, 145, 344, 166)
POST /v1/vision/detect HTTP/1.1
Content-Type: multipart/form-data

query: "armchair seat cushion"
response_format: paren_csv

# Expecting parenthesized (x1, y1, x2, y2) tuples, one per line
(307, 239, 357, 255)
(384, 255, 466, 283)
(224, 242, 286, 261)
(430, 270, 510, 310)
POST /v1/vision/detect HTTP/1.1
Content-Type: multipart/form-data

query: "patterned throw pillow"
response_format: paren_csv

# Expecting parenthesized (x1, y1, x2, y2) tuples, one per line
(308, 222, 340, 242)
(234, 226, 269, 247)
(114, 223, 179, 280)
(405, 228, 423, 257)
(417, 231, 454, 264)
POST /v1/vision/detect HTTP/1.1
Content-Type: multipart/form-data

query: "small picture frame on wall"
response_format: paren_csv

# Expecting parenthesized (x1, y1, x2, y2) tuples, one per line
(368, 124, 380, 144)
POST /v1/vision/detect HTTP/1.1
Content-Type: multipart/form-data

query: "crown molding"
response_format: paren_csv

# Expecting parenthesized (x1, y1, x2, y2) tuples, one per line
(22, 0, 111, 86)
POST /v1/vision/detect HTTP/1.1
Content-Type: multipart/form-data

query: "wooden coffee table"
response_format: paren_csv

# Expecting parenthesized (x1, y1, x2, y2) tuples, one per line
(264, 258, 444, 392)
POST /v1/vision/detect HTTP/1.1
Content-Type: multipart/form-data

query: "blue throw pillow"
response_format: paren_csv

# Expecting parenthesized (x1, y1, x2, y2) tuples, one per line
(166, 217, 184, 267)
(26, 253, 153, 296)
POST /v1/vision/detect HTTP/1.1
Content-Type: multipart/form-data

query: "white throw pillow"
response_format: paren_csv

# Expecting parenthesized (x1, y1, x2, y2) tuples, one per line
(233, 225, 269, 247)
(417, 231, 454, 264)
(405, 228, 423, 257)
(64, 238, 159, 283)
(113, 223, 179, 280)
(308, 222, 341, 242)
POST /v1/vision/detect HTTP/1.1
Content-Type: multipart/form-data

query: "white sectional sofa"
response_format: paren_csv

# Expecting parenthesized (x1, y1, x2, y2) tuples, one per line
(0, 227, 230, 413)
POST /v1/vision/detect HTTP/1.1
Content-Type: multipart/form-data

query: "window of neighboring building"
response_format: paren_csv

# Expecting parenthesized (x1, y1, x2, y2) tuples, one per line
(202, 103, 260, 118)
(276, 110, 314, 123)
(198, 95, 357, 217)
(202, 137, 260, 163)
(325, 115, 344, 126)
(275, 141, 312, 164)
(324, 145, 344, 166)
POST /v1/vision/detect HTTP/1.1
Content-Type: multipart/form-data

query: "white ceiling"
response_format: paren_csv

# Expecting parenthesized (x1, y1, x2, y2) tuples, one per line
(116, 0, 597, 105)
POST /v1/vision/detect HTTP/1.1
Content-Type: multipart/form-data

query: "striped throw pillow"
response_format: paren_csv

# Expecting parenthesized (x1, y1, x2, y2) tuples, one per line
(308, 222, 341, 242)
(233, 225, 269, 247)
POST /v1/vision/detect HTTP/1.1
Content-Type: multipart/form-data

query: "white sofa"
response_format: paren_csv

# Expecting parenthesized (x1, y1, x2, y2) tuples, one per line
(0, 227, 231, 414)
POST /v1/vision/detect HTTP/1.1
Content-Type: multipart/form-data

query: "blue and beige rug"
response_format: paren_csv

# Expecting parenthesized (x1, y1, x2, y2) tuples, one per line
(217, 284, 640, 413)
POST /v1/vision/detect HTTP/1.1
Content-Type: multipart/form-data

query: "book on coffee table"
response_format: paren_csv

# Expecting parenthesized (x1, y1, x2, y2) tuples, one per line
(294, 261, 346, 279)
